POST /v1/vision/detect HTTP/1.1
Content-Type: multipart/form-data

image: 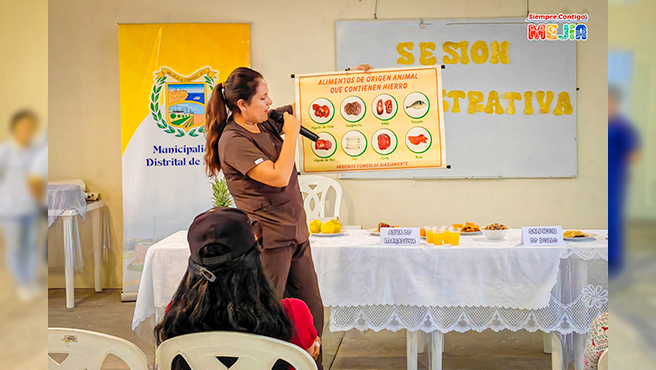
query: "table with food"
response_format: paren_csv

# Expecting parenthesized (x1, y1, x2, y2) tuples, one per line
(132, 218, 606, 370)
(307, 219, 608, 370)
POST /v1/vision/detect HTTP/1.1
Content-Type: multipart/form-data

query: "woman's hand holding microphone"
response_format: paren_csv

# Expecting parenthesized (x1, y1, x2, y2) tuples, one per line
(281, 111, 301, 138)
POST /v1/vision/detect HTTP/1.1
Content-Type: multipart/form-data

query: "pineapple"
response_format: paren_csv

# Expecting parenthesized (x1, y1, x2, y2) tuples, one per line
(212, 177, 235, 208)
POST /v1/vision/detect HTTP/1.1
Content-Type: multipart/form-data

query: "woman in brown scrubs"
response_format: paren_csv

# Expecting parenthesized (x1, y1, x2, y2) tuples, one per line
(203, 65, 371, 368)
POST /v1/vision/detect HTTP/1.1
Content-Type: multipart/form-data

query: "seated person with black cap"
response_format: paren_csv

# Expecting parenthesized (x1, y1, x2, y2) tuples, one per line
(155, 207, 321, 370)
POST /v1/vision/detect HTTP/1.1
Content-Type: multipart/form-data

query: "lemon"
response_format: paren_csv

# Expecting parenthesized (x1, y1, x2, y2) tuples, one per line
(309, 220, 323, 234)
(320, 221, 336, 234)
(330, 219, 342, 233)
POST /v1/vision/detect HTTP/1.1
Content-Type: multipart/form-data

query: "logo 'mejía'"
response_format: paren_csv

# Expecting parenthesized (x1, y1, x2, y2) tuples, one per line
(150, 67, 218, 137)
(525, 13, 589, 41)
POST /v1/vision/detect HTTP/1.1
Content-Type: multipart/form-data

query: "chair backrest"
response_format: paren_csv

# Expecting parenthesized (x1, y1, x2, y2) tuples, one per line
(156, 331, 317, 370)
(298, 175, 342, 219)
(598, 349, 608, 370)
(48, 328, 149, 370)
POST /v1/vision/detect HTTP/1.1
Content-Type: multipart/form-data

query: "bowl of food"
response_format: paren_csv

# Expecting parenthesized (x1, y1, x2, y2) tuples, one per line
(481, 223, 510, 240)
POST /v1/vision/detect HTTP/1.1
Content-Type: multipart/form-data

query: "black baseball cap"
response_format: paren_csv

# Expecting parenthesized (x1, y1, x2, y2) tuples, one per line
(187, 207, 257, 269)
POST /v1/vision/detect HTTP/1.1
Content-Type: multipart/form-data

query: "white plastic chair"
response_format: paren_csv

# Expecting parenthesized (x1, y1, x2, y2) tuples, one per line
(550, 333, 564, 370)
(48, 328, 149, 370)
(298, 175, 342, 220)
(156, 331, 317, 370)
(598, 349, 608, 370)
(550, 332, 587, 370)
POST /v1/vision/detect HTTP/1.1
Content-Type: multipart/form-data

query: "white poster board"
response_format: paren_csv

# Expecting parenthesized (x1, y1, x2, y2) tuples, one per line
(336, 18, 577, 179)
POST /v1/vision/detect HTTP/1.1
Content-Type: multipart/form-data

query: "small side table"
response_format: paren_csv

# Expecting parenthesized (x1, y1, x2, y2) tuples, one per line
(49, 200, 106, 308)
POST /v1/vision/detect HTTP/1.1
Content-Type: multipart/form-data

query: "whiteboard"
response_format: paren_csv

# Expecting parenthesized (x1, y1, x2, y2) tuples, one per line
(335, 18, 577, 179)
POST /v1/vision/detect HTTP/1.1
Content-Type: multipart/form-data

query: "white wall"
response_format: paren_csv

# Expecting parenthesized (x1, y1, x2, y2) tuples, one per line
(609, 1, 656, 219)
(0, 0, 47, 141)
(49, 0, 607, 288)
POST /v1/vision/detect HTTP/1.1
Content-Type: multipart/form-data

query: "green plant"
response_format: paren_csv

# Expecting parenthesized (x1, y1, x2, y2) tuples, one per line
(212, 177, 234, 208)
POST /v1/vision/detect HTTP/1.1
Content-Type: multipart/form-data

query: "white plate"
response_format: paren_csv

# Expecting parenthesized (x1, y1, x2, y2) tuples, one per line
(311, 232, 347, 237)
(564, 232, 597, 242)
(367, 228, 380, 236)
(460, 231, 482, 236)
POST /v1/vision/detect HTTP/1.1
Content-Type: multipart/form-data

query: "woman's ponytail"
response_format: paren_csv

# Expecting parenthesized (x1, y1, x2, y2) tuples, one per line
(204, 83, 228, 177)
(203, 67, 264, 177)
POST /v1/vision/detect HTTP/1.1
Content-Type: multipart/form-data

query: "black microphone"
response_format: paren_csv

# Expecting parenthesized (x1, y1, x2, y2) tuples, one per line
(269, 110, 319, 142)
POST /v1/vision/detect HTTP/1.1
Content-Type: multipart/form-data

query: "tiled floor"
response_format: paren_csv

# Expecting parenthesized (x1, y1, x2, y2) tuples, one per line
(48, 289, 551, 369)
(610, 220, 656, 368)
(47, 220, 656, 369)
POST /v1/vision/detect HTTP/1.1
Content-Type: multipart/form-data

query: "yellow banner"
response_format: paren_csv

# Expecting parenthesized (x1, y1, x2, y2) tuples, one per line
(296, 67, 446, 173)
(117, 23, 250, 295)
(155, 67, 218, 82)
(118, 23, 250, 154)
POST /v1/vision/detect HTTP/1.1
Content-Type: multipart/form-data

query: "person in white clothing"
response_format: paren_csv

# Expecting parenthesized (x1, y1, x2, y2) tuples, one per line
(0, 110, 41, 300)
(29, 129, 47, 205)
(29, 129, 48, 263)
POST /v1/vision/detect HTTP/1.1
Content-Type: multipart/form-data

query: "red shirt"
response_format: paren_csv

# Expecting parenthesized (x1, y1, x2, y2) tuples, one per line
(281, 298, 318, 351)
(164, 297, 317, 351)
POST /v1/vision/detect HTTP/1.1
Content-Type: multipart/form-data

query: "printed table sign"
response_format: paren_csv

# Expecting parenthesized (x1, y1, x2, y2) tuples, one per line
(380, 227, 421, 246)
(521, 226, 564, 246)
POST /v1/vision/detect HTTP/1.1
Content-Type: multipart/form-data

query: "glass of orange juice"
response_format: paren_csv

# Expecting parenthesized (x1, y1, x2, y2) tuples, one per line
(426, 227, 434, 244)
(450, 229, 461, 246)
(442, 229, 451, 246)
(432, 227, 443, 245)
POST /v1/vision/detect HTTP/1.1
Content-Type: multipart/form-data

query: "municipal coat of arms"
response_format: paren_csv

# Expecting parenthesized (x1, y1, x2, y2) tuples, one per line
(150, 67, 218, 137)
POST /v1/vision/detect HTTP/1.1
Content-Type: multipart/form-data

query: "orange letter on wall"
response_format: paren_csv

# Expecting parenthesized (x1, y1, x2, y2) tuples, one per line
(502, 92, 522, 115)
(490, 41, 510, 64)
(484, 91, 504, 114)
(442, 42, 459, 64)
(536, 91, 555, 113)
(447, 90, 466, 113)
(458, 41, 470, 65)
(397, 42, 414, 65)
(468, 91, 485, 114)
(524, 91, 534, 115)
(419, 42, 437, 65)
(553, 91, 573, 116)
(471, 41, 489, 64)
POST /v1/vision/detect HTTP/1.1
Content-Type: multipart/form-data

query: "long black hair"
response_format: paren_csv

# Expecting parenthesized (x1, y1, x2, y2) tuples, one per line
(204, 67, 263, 177)
(154, 245, 294, 346)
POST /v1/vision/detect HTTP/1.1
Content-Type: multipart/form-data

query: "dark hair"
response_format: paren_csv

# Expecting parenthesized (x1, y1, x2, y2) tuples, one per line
(205, 67, 263, 177)
(154, 245, 293, 348)
(10, 110, 37, 132)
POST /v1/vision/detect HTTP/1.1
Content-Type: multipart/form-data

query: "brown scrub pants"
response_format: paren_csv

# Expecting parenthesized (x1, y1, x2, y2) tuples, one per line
(260, 240, 324, 370)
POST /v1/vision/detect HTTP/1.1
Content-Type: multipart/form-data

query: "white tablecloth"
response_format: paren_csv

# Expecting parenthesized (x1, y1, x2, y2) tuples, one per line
(311, 230, 562, 310)
(132, 229, 607, 335)
(325, 230, 608, 335)
(132, 230, 189, 330)
(47, 184, 88, 270)
(47, 184, 87, 227)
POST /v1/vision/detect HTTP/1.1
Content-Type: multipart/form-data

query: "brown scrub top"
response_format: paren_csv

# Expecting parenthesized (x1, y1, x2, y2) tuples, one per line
(218, 105, 309, 249)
